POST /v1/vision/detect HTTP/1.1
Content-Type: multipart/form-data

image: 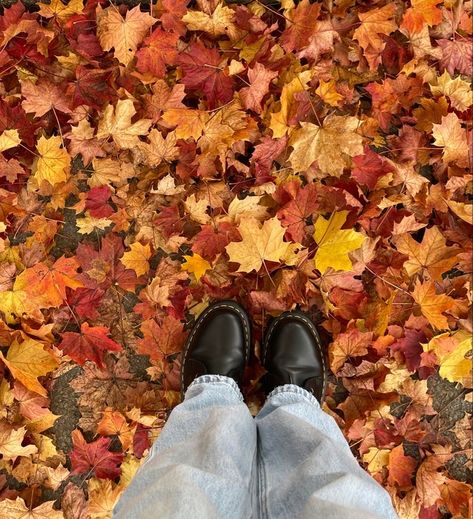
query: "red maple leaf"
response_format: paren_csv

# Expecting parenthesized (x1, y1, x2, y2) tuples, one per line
(161, 0, 189, 35)
(68, 65, 117, 110)
(251, 136, 288, 184)
(352, 146, 394, 189)
(70, 429, 124, 479)
(280, 0, 321, 52)
(192, 222, 240, 261)
(136, 28, 179, 78)
(85, 186, 113, 218)
(275, 181, 318, 242)
(66, 287, 106, 320)
(391, 328, 425, 373)
(58, 322, 123, 368)
(176, 40, 233, 109)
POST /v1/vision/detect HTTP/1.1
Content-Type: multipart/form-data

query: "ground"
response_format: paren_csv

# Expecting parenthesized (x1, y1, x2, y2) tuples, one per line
(0, 0, 472, 518)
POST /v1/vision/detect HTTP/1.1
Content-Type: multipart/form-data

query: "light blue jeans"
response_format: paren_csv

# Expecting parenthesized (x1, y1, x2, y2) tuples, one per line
(114, 375, 398, 519)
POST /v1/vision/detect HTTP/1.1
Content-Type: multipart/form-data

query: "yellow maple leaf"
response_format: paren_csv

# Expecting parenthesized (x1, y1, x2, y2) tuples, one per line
(97, 99, 152, 149)
(88, 479, 124, 519)
(97, 408, 133, 450)
(0, 288, 41, 324)
(412, 280, 455, 330)
(439, 337, 472, 386)
(394, 226, 458, 280)
(315, 79, 343, 107)
(162, 109, 209, 140)
(34, 135, 71, 186)
(0, 129, 20, 152)
(289, 115, 363, 176)
(430, 71, 473, 112)
(432, 113, 469, 166)
(313, 211, 365, 273)
(0, 339, 59, 396)
(96, 5, 156, 66)
(0, 497, 62, 519)
(120, 242, 152, 276)
(183, 3, 239, 40)
(37, 0, 84, 20)
(134, 129, 178, 167)
(0, 423, 38, 460)
(225, 217, 291, 273)
(362, 447, 390, 474)
(182, 254, 211, 281)
(353, 4, 397, 69)
(269, 70, 312, 138)
(446, 200, 473, 225)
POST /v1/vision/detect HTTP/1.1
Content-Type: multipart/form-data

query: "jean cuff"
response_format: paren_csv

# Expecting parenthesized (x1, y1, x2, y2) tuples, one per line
(186, 374, 244, 402)
(267, 384, 320, 407)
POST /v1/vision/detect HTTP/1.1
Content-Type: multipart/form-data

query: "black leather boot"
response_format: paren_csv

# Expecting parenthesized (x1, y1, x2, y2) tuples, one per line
(262, 310, 327, 403)
(181, 300, 251, 396)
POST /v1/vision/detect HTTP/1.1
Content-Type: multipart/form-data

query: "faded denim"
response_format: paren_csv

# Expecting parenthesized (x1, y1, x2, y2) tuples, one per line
(114, 375, 398, 519)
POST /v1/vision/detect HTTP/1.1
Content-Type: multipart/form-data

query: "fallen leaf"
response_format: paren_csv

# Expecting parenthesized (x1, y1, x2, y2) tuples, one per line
(0, 339, 58, 396)
(96, 5, 156, 66)
(313, 211, 365, 273)
(225, 217, 291, 273)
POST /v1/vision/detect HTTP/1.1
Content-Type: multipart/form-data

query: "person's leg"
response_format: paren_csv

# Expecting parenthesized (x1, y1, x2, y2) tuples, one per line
(255, 385, 397, 519)
(114, 300, 255, 519)
(114, 375, 257, 519)
(258, 311, 397, 519)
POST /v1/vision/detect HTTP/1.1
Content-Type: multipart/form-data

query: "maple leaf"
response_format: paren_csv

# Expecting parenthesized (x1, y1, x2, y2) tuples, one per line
(58, 322, 123, 369)
(136, 316, 186, 362)
(437, 38, 473, 76)
(162, 108, 209, 140)
(289, 115, 364, 176)
(70, 429, 124, 479)
(276, 181, 318, 243)
(225, 217, 292, 273)
(352, 146, 394, 189)
(401, 0, 443, 34)
(394, 226, 458, 281)
(353, 4, 397, 70)
(0, 421, 38, 459)
(0, 129, 20, 152)
(0, 497, 63, 519)
(416, 447, 452, 507)
(135, 28, 179, 78)
(34, 135, 71, 186)
(329, 328, 373, 373)
(182, 254, 211, 281)
(37, 0, 83, 21)
(432, 113, 469, 166)
(0, 339, 59, 397)
(68, 66, 117, 111)
(97, 408, 133, 450)
(281, 0, 321, 52)
(96, 5, 156, 66)
(192, 222, 240, 261)
(438, 336, 472, 386)
(176, 40, 233, 109)
(387, 444, 417, 487)
(14, 256, 83, 308)
(441, 478, 472, 517)
(96, 99, 152, 150)
(120, 242, 152, 276)
(430, 71, 473, 112)
(412, 281, 455, 330)
(315, 79, 343, 107)
(313, 211, 365, 274)
(182, 4, 239, 39)
(240, 63, 277, 114)
(65, 119, 106, 165)
(269, 70, 312, 138)
(134, 129, 179, 167)
(21, 79, 72, 117)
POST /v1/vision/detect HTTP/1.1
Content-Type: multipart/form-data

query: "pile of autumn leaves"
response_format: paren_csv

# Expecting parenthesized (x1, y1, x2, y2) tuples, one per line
(0, 0, 472, 517)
